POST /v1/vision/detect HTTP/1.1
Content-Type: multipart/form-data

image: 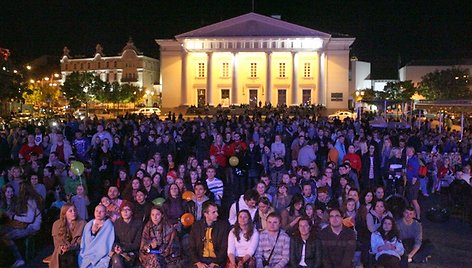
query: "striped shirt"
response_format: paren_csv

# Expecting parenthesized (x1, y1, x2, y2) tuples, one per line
(256, 229, 290, 268)
(206, 177, 224, 204)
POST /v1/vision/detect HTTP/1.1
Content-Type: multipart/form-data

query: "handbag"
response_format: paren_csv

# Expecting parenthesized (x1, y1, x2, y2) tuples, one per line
(6, 219, 28, 229)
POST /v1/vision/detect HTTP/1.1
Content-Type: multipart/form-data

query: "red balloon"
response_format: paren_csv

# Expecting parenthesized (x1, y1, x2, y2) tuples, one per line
(181, 213, 195, 227)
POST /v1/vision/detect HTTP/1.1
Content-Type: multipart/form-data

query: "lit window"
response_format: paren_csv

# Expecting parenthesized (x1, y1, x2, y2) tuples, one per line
(250, 63, 257, 78)
(198, 63, 205, 78)
(222, 62, 229, 78)
(304, 62, 311, 78)
(279, 62, 286, 78)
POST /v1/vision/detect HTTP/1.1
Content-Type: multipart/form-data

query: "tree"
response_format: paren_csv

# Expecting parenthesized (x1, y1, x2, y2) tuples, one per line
(61, 72, 94, 108)
(418, 68, 471, 100)
(24, 83, 61, 108)
(382, 81, 416, 101)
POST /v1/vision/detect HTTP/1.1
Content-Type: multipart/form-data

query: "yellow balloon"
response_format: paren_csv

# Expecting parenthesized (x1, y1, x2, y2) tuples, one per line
(229, 156, 239, 167)
(70, 161, 85, 176)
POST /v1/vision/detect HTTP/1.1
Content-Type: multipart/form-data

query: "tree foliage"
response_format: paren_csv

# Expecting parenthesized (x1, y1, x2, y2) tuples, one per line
(61, 71, 143, 108)
(23, 83, 61, 107)
(382, 81, 416, 101)
(418, 68, 471, 100)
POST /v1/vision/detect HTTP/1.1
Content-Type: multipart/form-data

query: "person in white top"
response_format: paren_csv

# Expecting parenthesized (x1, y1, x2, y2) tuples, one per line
(227, 210, 259, 268)
(228, 189, 259, 225)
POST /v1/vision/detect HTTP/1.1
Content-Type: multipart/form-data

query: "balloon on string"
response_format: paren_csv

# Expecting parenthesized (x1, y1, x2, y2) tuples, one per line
(181, 213, 195, 227)
(182, 191, 195, 202)
(229, 156, 239, 167)
(70, 161, 85, 176)
(152, 197, 165, 206)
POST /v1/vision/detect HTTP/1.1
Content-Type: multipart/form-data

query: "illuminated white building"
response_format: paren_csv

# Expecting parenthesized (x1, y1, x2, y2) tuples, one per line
(156, 13, 355, 110)
(399, 59, 472, 86)
(60, 39, 160, 105)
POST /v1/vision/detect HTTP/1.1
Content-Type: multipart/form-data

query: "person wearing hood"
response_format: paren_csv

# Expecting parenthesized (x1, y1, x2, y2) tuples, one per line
(228, 189, 259, 226)
(186, 181, 210, 221)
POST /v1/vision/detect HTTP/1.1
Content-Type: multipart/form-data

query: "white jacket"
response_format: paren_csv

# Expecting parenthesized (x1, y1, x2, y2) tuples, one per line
(371, 231, 405, 260)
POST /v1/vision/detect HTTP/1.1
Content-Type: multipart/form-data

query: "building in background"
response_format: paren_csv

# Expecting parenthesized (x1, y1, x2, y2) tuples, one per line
(399, 59, 472, 86)
(60, 39, 160, 106)
(156, 13, 355, 111)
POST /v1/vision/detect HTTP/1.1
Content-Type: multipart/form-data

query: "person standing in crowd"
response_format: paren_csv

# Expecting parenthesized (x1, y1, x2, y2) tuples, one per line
(289, 216, 322, 268)
(79, 204, 115, 268)
(319, 208, 356, 268)
(405, 147, 421, 221)
(205, 167, 224, 206)
(50, 203, 86, 268)
(255, 212, 290, 268)
(189, 201, 230, 268)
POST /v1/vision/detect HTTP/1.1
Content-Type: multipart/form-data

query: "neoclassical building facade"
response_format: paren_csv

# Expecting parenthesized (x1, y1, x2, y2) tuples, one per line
(156, 13, 354, 110)
(60, 39, 160, 96)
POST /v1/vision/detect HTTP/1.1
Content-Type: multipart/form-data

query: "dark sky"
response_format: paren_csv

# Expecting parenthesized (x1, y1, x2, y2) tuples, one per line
(2, 0, 471, 75)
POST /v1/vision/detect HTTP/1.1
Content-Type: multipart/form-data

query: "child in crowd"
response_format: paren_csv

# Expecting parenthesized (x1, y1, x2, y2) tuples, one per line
(100, 196, 120, 222)
(71, 184, 90, 220)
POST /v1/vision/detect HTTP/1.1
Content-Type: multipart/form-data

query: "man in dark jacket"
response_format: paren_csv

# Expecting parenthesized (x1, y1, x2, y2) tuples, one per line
(290, 217, 322, 267)
(189, 201, 230, 268)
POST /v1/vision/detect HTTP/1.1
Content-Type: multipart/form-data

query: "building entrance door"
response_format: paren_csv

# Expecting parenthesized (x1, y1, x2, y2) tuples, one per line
(249, 89, 258, 108)
(278, 89, 287, 106)
(197, 89, 206, 107)
(221, 89, 230, 107)
(302, 89, 312, 105)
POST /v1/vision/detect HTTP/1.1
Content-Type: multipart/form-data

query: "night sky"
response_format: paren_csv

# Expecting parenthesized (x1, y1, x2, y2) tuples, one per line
(2, 0, 471, 76)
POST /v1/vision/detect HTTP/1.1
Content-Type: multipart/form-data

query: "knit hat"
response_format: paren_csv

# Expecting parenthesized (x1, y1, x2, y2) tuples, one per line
(167, 170, 177, 180)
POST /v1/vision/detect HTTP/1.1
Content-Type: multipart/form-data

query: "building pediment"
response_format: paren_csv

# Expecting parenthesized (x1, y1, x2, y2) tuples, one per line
(176, 13, 331, 39)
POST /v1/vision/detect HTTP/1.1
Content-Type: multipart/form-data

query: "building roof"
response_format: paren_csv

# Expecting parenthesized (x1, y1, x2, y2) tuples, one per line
(176, 12, 332, 39)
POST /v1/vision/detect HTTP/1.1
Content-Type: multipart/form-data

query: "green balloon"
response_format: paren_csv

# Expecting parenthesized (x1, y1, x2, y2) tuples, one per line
(152, 197, 165, 206)
(71, 161, 85, 176)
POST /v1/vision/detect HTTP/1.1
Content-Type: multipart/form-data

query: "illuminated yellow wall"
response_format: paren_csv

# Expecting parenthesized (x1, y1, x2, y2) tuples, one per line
(326, 50, 350, 110)
(160, 51, 182, 108)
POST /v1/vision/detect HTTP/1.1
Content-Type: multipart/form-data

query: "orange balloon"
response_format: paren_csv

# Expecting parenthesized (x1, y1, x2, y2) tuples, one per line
(181, 213, 195, 227)
(182, 191, 195, 202)
(342, 217, 354, 228)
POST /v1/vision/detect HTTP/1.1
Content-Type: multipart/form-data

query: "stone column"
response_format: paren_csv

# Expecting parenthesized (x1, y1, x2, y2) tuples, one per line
(232, 52, 238, 104)
(181, 52, 187, 105)
(291, 52, 298, 105)
(206, 52, 213, 106)
(266, 52, 272, 105)
(318, 52, 326, 106)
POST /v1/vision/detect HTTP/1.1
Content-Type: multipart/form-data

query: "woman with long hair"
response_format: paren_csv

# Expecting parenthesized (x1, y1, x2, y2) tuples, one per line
(0, 184, 16, 216)
(140, 206, 180, 268)
(50, 203, 86, 267)
(281, 193, 305, 235)
(162, 183, 187, 226)
(1, 181, 43, 267)
(122, 178, 142, 202)
(371, 216, 404, 268)
(272, 183, 292, 214)
(367, 200, 393, 233)
(227, 210, 259, 268)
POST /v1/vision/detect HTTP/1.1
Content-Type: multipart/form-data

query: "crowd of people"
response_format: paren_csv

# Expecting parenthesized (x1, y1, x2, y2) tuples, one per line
(0, 110, 471, 268)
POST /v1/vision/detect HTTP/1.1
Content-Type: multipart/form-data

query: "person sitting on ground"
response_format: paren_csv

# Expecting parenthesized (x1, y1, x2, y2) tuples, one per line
(50, 203, 86, 268)
(319, 208, 356, 268)
(227, 210, 259, 268)
(255, 212, 290, 268)
(79, 204, 115, 268)
(0, 181, 43, 268)
(189, 201, 230, 268)
(289, 216, 322, 268)
(371, 216, 404, 268)
(110, 201, 143, 268)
